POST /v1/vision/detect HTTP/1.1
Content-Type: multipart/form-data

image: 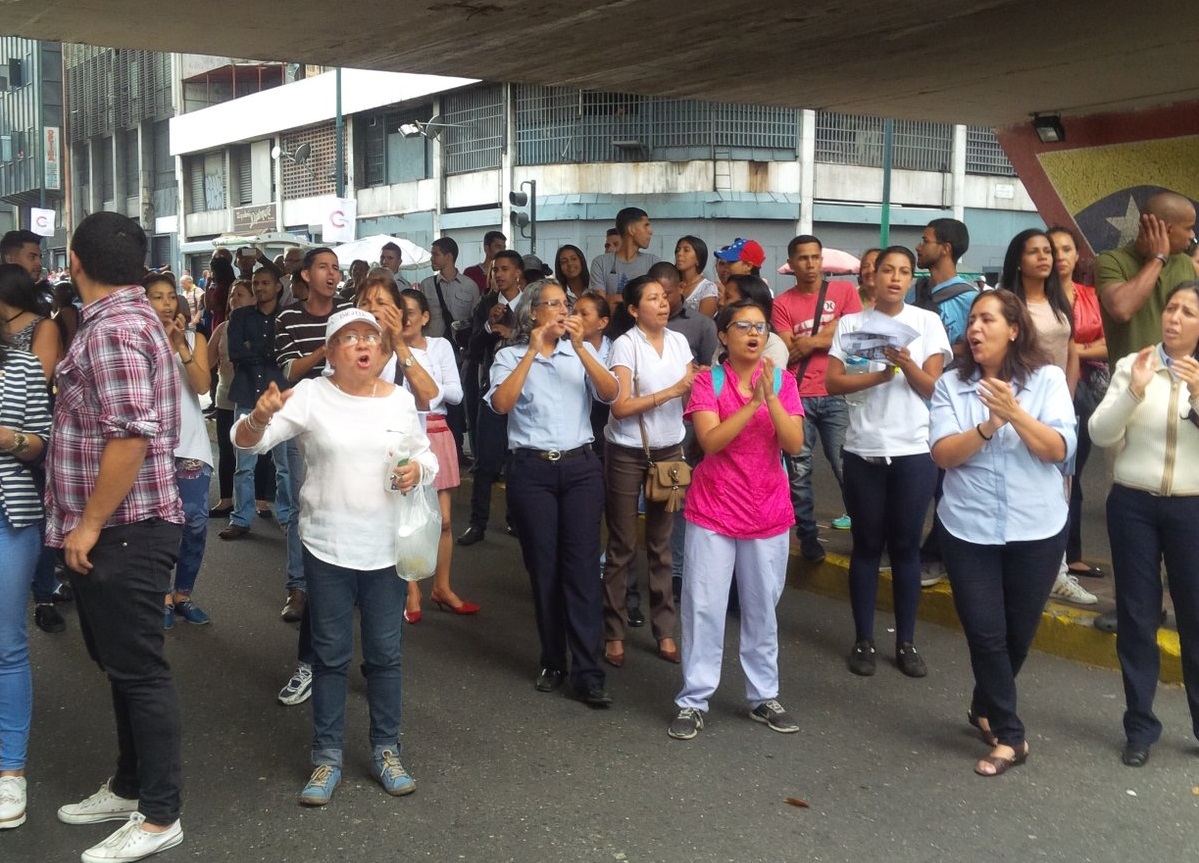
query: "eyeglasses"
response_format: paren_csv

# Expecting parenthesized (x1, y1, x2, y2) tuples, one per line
(534, 299, 573, 310)
(339, 332, 382, 346)
(727, 321, 769, 335)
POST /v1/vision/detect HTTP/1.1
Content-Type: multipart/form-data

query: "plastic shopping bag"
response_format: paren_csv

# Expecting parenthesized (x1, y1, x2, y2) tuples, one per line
(393, 482, 440, 582)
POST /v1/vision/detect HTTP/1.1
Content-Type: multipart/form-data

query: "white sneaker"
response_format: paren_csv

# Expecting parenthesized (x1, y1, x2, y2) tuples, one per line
(920, 561, 946, 588)
(0, 775, 26, 830)
(277, 662, 313, 706)
(1050, 573, 1098, 605)
(81, 812, 183, 863)
(58, 779, 139, 824)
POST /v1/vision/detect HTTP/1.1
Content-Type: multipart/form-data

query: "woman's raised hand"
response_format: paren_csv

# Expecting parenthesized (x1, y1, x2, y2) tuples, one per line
(1128, 346, 1157, 399)
(253, 381, 291, 424)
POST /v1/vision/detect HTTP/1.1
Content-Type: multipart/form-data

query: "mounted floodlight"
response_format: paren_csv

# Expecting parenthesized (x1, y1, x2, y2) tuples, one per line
(272, 142, 312, 164)
(398, 115, 469, 140)
(1032, 114, 1066, 144)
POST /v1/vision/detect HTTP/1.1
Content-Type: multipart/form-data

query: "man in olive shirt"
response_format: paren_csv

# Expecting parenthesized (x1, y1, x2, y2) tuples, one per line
(1097, 191, 1197, 363)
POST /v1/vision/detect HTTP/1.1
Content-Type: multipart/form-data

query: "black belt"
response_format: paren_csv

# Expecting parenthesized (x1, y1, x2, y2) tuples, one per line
(513, 445, 591, 462)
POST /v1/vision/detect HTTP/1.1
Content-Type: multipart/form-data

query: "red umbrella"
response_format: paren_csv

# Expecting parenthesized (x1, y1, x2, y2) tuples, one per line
(777, 247, 861, 276)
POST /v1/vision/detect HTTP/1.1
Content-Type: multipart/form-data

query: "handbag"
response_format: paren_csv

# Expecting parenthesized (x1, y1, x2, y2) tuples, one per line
(633, 333, 691, 513)
(1074, 361, 1110, 416)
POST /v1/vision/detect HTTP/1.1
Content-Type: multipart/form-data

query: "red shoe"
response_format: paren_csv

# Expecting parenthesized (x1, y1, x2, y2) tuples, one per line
(429, 592, 481, 615)
(403, 608, 422, 624)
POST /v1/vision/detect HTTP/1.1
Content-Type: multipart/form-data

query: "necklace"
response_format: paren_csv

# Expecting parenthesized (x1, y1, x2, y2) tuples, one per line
(331, 378, 378, 398)
(3, 310, 24, 324)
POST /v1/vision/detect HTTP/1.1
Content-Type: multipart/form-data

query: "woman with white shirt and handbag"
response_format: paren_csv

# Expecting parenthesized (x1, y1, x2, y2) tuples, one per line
(1089, 281, 1199, 768)
(602, 275, 698, 668)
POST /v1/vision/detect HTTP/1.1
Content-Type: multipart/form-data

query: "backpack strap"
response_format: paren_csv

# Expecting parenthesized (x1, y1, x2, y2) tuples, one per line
(711, 364, 726, 398)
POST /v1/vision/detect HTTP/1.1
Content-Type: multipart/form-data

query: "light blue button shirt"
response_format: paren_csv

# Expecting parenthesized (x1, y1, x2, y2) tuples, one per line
(486, 339, 617, 451)
(929, 364, 1077, 544)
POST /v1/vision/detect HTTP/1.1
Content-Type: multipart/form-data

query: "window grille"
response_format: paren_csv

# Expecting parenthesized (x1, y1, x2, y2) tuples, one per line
(98, 136, 114, 201)
(441, 85, 503, 175)
(186, 155, 205, 212)
(280, 123, 338, 199)
(122, 128, 139, 198)
(233, 144, 252, 206)
(965, 126, 1016, 176)
(815, 112, 952, 172)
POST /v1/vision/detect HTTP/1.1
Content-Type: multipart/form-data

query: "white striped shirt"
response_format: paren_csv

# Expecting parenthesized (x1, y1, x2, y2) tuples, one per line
(0, 349, 53, 527)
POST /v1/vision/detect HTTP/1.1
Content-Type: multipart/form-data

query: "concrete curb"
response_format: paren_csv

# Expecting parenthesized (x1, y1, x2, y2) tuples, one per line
(788, 549, 1184, 685)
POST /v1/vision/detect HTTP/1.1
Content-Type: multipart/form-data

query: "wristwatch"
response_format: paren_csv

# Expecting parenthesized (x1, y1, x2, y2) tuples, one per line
(2, 431, 29, 455)
(1153, 252, 1169, 266)
(400, 355, 415, 368)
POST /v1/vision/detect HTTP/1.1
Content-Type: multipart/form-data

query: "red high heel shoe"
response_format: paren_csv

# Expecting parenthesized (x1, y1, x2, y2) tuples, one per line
(403, 608, 422, 624)
(429, 592, 481, 615)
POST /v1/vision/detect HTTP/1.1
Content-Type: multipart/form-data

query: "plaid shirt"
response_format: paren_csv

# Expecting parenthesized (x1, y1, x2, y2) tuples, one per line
(45, 286, 183, 546)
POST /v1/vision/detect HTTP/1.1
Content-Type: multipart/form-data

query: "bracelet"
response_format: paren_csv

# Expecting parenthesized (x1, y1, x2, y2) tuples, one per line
(651, 392, 658, 407)
(2, 431, 29, 455)
(975, 423, 993, 441)
(244, 413, 271, 433)
(182, 352, 195, 365)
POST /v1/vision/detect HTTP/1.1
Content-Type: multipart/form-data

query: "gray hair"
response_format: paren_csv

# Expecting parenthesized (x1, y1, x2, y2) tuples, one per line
(511, 278, 565, 345)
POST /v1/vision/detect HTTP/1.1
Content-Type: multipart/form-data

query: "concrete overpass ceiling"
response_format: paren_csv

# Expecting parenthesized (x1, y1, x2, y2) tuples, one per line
(7, 0, 1198, 125)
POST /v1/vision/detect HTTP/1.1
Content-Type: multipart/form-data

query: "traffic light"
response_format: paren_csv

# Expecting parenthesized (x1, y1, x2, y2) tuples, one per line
(509, 179, 536, 253)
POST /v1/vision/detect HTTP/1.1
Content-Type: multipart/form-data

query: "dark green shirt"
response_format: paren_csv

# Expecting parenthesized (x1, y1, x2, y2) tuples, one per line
(1096, 244, 1196, 364)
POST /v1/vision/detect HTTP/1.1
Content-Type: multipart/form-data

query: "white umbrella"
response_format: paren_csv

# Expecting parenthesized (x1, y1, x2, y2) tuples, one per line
(329, 234, 432, 271)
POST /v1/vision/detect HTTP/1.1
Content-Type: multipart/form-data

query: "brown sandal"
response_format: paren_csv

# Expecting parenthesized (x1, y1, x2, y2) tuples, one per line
(974, 742, 1029, 777)
(604, 641, 625, 668)
(967, 709, 998, 747)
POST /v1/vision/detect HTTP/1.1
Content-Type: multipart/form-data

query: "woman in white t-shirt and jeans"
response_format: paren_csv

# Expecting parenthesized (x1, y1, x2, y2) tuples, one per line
(826, 246, 952, 678)
(602, 275, 698, 668)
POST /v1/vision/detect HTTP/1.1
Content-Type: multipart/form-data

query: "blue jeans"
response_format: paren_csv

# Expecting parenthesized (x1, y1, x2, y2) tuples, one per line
(173, 462, 212, 596)
(788, 394, 849, 543)
(283, 438, 304, 592)
(1108, 485, 1199, 747)
(0, 515, 40, 770)
(304, 547, 405, 768)
(231, 406, 294, 533)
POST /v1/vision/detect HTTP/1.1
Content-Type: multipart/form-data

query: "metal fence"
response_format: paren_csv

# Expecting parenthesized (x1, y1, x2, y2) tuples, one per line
(814, 112, 953, 172)
(513, 85, 800, 165)
(965, 126, 1016, 176)
(441, 84, 504, 175)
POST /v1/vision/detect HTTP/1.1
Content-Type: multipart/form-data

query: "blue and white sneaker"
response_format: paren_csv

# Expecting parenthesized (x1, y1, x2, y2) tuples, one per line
(298, 765, 341, 806)
(371, 749, 416, 797)
(831, 514, 852, 530)
(173, 600, 211, 625)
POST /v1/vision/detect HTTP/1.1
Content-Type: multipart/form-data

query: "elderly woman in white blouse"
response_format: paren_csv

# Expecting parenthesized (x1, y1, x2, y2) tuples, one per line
(235, 308, 437, 807)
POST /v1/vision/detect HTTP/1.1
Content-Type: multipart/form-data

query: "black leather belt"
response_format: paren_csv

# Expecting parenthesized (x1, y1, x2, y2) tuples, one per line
(513, 445, 591, 462)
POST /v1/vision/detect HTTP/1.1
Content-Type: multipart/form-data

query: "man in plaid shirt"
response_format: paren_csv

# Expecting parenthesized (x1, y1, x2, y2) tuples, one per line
(46, 212, 187, 863)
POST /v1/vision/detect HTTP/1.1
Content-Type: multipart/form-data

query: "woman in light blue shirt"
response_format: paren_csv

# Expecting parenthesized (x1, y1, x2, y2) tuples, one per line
(488, 279, 619, 708)
(929, 289, 1076, 778)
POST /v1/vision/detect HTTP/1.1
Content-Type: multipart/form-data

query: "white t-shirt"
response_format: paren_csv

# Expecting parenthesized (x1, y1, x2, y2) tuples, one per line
(237, 377, 438, 570)
(174, 331, 214, 467)
(604, 326, 691, 448)
(829, 304, 952, 457)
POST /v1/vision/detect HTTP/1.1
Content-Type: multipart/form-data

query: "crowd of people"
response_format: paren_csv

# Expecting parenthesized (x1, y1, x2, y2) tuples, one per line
(0, 187, 1198, 858)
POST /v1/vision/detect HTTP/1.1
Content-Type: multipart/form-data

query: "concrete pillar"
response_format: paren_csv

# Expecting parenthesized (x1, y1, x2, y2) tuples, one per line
(501, 83, 515, 244)
(798, 109, 816, 235)
(951, 124, 967, 222)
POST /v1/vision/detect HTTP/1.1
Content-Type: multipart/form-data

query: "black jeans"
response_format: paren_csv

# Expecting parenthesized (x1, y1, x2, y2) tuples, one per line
(1065, 406, 1095, 563)
(1108, 484, 1199, 747)
(941, 524, 1066, 747)
(842, 452, 938, 644)
(469, 404, 508, 531)
(67, 518, 184, 825)
(506, 448, 606, 690)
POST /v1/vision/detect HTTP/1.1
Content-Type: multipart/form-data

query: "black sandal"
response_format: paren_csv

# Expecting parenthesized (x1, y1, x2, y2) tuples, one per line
(974, 742, 1029, 777)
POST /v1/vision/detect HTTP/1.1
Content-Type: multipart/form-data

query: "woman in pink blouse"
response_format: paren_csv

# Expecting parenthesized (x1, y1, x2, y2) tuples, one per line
(1048, 226, 1108, 579)
(666, 299, 805, 741)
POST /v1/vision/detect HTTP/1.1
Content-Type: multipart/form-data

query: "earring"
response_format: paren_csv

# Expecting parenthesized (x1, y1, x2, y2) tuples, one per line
(1010, 335, 1016, 341)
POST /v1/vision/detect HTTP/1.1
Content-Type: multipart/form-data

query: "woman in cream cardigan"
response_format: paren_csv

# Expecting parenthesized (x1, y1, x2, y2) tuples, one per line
(1090, 281, 1199, 769)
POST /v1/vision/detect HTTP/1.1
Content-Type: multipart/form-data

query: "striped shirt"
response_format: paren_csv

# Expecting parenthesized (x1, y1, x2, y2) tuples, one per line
(275, 299, 349, 384)
(0, 349, 52, 528)
(45, 286, 183, 546)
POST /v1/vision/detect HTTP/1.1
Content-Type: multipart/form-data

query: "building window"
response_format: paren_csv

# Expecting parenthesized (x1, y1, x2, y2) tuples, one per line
(355, 107, 433, 188)
(965, 126, 1016, 176)
(815, 112, 953, 173)
(441, 85, 503, 176)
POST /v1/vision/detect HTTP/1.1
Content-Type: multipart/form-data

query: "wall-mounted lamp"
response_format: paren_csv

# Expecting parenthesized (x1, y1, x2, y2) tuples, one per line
(1032, 114, 1066, 144)
(271, 142, 311, 165)
(398, 115, 468, 140)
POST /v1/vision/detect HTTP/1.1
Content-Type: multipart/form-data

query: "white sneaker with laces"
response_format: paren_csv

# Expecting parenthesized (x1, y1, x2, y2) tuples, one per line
(81, 812, 182, 863)
(1050, 572, 1098, 605)
(57, 780, 139, 825)
(277, 662, 313, 706)
(0, 775, 26, 829)
(920, 561, 946, 588)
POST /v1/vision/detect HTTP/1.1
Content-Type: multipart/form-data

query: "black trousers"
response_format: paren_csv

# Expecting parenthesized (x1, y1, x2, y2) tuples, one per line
(506, 448, 606, 690)
(469, 404, 508, 531)
(68, 518, 184, 825)
(942, 524, 1065, 747)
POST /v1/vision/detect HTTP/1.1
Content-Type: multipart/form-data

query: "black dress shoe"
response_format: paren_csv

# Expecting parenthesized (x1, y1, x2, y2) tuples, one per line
(535, 668, 565, 692)
(627, 607, 646, 628)
(457, 526, 485, 546)
(34, 603, 66, 634)
(573, 685, 613, 709)
(1122, 744, 1150, 767)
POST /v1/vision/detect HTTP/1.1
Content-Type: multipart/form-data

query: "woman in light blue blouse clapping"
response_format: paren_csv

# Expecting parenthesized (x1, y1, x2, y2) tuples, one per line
(929, 290, 1076, 778)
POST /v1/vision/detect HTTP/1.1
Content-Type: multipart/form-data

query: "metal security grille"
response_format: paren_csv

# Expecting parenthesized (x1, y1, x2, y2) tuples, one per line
(815, 112, 952, 172)
(514, 85, 799, 165)
(280, 123, 338, 200)
(66, 46, 173, 142)
(442, 84, 504, 175)
(965, 126, 1016, 176)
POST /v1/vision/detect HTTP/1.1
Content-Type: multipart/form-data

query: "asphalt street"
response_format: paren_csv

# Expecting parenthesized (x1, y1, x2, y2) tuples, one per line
(9, 456, 1198, 863)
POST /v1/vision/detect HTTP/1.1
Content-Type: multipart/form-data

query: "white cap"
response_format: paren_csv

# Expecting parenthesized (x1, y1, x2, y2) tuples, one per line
(325, 307, 382, 344)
